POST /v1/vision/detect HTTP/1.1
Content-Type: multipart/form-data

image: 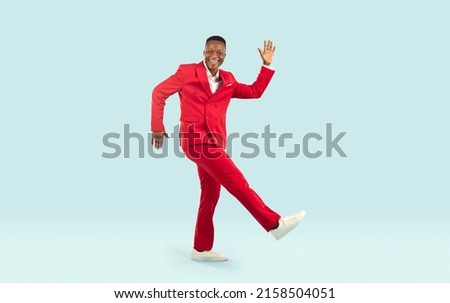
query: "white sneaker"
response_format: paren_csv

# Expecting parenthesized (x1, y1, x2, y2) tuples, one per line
(191, 249, 228, 262)
(270, 211, 306, 240)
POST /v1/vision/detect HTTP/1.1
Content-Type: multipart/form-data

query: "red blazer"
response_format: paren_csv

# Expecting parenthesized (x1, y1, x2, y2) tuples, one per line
(151, 61, 275, 148)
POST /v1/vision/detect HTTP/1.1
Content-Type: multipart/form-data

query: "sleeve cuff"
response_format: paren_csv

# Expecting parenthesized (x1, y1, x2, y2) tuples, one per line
(262, 64, 275, 71)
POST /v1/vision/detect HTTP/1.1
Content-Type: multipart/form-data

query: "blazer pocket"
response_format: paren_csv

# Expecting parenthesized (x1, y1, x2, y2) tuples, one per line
(180, 115, 199, 123)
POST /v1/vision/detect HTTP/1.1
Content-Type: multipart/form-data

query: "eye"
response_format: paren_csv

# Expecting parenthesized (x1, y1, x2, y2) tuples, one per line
(205, 50, 225, 56)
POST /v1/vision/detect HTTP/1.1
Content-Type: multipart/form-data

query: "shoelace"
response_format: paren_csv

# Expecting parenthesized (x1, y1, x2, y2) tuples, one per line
(282, 214, 299, 222)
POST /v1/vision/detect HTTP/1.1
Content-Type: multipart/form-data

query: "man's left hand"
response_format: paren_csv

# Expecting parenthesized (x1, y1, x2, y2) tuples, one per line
(258, 40, 276, 66)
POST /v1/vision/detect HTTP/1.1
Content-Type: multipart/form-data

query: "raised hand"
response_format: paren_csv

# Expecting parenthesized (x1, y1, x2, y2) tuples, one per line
(258, 40, 276, 66)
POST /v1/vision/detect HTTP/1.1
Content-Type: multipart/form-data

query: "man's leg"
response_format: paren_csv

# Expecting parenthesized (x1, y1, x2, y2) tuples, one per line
(184, 144, 280, 232)
(194, 165, 221, 251)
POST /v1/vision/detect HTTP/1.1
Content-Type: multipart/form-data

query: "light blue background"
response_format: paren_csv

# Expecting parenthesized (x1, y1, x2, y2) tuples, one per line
(1, 0, 449, 282)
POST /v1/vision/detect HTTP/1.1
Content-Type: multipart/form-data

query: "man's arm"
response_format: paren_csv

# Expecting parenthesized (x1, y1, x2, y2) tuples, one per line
(232, 40, 276, 99)
(151, 66, 184, 149)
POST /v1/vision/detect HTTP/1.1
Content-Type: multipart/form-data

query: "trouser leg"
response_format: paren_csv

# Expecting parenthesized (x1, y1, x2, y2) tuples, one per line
(184, 144, 280, 234)
(193, 165, 221, 251)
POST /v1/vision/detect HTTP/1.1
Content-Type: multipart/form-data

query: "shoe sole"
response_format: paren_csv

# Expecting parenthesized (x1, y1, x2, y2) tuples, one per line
(191, 256, 228, 262)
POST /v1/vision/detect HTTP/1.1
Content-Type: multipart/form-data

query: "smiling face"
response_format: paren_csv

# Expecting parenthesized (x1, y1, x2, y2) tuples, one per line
(203, 40, 226, 76)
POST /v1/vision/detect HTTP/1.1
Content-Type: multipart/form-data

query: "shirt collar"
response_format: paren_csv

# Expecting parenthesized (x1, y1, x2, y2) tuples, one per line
(203, 60, 220, 81)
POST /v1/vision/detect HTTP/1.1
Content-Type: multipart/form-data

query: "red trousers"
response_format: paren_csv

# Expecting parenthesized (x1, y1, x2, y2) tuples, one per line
(182, 144, 281, 251)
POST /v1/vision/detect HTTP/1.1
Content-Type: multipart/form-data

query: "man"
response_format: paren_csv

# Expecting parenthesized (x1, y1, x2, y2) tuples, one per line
(151, 35, 305, 261)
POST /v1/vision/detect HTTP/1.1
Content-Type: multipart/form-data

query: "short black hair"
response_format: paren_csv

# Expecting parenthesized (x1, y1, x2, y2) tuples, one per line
(206, 35, 226, 47)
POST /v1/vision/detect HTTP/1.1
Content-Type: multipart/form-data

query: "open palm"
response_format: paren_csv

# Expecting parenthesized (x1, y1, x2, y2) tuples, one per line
(258, 40, 276, 66)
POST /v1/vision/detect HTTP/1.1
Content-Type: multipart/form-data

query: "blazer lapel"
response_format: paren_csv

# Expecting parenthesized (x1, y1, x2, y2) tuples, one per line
(195, 62, 213, 98)
(217, 70, 232, 92)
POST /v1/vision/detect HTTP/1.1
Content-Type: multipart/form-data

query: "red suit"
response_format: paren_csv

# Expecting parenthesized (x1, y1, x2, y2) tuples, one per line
(151, 61, 280, 251)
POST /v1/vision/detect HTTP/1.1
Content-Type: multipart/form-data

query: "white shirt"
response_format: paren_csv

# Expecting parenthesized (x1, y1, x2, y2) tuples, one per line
(203, 61, 222, 94)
